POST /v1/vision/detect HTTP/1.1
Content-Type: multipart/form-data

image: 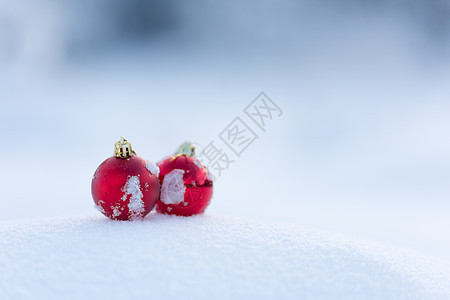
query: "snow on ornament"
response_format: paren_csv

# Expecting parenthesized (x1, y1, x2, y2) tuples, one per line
(91, 137, 160, 221)
(160, 169, 186, 205)
(156, 142, 213, 216)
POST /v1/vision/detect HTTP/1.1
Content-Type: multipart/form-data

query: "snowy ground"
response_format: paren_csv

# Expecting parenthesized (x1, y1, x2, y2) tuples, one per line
(1, 214, 449, 299)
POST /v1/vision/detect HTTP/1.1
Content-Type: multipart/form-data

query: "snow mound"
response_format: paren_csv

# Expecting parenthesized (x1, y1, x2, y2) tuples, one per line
(0, 215, 449, 299)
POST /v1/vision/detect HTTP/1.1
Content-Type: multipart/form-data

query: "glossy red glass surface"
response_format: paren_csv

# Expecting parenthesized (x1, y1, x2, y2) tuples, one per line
(91, 155, 160, 221)
(156, 155, 213, 216)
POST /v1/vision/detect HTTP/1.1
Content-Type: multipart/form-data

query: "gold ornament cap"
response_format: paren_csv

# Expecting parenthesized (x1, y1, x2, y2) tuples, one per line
(114, 137, 136, 158)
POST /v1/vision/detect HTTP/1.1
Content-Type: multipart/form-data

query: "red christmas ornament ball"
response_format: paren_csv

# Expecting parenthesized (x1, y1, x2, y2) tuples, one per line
(156, 143, 213, 216)
(91, 138, 160, 221)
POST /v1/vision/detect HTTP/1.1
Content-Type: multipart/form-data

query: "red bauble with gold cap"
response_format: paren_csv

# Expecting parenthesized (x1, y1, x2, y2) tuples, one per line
(156, 142, 213, 216)
(91, 137, 160, 221)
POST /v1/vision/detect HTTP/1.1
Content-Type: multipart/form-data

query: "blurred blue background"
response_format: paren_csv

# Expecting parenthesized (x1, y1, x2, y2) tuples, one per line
(0, 0, 449, 261)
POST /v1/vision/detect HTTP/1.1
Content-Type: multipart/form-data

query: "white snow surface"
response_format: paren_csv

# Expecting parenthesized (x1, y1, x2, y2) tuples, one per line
(145, 161, 160, 177)
(121, 176, 144, 220)
(0, 214, 449, 300)
(160, 169, 186, 205)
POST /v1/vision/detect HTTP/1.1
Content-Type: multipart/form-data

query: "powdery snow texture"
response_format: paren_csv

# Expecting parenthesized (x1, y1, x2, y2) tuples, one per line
(0, 215, 449, 299)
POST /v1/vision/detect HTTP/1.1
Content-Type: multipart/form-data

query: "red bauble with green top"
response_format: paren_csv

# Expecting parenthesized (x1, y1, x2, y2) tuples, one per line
(156, 143, 213, 216)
